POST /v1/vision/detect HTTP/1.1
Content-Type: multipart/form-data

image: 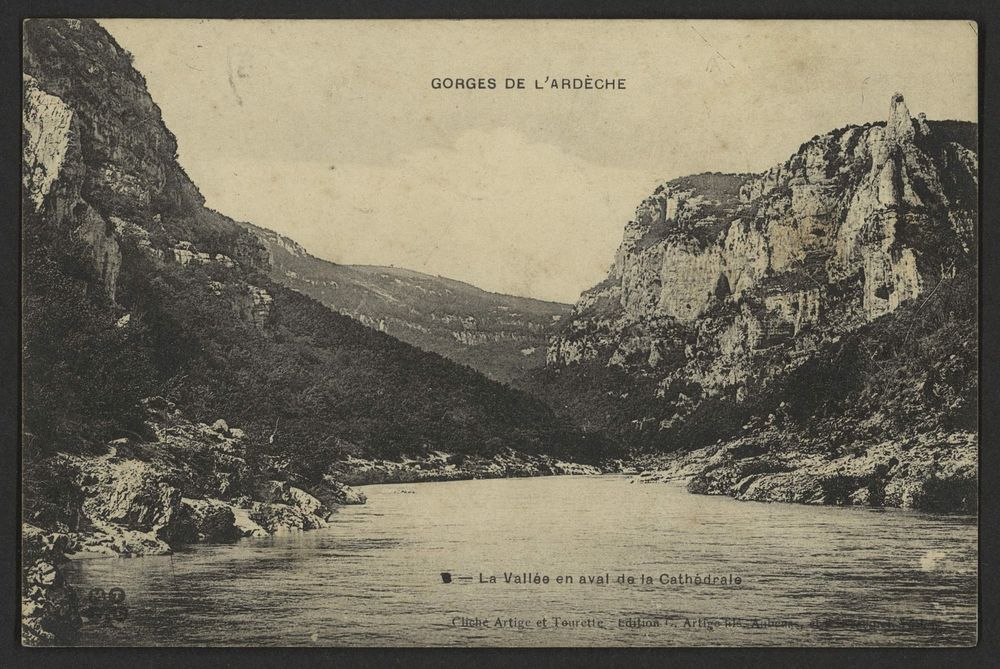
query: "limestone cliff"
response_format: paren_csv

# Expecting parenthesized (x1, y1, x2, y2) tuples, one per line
(532, 95, 977, 510)
(549, 94, 975, 390)
(23, 19, 270, 317)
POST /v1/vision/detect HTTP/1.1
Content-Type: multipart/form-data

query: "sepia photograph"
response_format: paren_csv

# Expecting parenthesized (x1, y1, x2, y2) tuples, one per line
(20, 18, 979, 647)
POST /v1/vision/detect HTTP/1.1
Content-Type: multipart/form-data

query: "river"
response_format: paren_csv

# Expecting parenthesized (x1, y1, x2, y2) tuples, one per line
(64, 475, 978, 646)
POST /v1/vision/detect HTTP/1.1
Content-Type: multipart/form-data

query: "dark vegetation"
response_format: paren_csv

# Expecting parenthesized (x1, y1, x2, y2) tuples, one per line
(925, 120, 978, 154)
(527, 267, 978, 458)
(23, 198, 609, 484)
(520, 362, 668, 454)
(22, 19, 611, 495)
(22, 220, 155, 452)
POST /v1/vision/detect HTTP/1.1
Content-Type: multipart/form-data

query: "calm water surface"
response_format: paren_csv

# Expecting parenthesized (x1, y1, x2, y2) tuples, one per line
(65, 476, 977, 646)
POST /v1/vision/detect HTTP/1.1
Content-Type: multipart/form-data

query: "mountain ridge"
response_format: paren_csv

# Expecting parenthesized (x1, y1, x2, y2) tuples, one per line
(242, 220, 572, 383)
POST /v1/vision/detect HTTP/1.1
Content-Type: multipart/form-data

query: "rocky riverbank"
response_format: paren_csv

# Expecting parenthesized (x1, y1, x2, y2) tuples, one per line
(634, 428, 976, 513)
(328, 451, 602, 486)
(21, 394, 604, 644)
(20, 396, 369, 644)
(21, 526, 82, 646)
(33, 398, 369, 561)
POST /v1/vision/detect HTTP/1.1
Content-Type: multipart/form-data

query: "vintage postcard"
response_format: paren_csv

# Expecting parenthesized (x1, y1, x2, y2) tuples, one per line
(21, 19, 978, 647)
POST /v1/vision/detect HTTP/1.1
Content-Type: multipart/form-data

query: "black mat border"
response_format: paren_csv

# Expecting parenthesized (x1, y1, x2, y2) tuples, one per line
(1, 2, 997, 668)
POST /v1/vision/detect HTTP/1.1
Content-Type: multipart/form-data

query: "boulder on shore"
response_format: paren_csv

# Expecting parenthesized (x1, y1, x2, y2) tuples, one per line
(172, 498, 240, 543)
(80, 459, 187, 545)
(316, 476, 368, 506)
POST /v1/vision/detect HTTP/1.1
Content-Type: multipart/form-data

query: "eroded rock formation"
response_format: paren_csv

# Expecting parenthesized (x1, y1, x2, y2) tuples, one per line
(550, 94, 975, 392)
(537, 94, 977, 509)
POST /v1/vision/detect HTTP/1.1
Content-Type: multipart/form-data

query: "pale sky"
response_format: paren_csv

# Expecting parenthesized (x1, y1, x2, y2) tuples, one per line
(100, 20, 977, 303)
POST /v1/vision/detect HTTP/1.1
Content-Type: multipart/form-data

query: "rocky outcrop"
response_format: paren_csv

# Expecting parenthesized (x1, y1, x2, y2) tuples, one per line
(176, 498, 240, 543)
(547, 97, 975, 387)
(638, 429, 976, 513)
(22, 19, 272, 304)
(827, 95, 936, 320)
(22, 75, 74, 211)
(169, 240, 236, 268)
(315, 477, 369, 506)
(22, 526, 81, 646)
(239, 285, 273, 329)
(652, 242, 725, 322)
(55, 399, 367, 560)
(80, 459, 182, 535)
(241, 480, 334, 531)
(249, 501, 326, 533)
(23, 74, 123, 300)
(553, 94, 973, 343)
(531, 94, 978, 510)
(74, 201, 123, 300)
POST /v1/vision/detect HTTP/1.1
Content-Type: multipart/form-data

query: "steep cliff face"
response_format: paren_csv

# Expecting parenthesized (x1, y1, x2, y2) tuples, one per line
(557, 95, 973, 340)
(23, 18, 595, 570)
(23, 19, 271, 310)
(244, 223, 571, 383)
(530, 95, 977, 509)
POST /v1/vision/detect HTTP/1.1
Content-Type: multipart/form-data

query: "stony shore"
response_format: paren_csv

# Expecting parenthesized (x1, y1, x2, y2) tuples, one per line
(29, 399, 605, 562)
(329, 451, 602, 486)
(632, 429, 977, 513)
(21, 396, 604, 645)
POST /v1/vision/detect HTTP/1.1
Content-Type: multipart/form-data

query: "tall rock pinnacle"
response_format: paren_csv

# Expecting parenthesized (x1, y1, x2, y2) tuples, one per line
(887, 92, 915, 142)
